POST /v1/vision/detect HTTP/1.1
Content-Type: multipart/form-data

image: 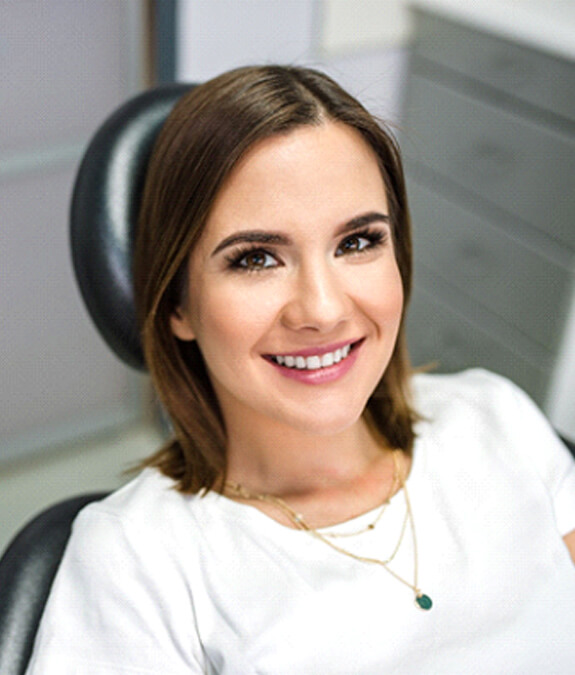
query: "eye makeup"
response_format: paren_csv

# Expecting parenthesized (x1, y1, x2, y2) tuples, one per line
(212, 211, 390, 258)
(224, 224, 389, 273)
(225, 247, 280, 272)
(335, 227, 388, 257)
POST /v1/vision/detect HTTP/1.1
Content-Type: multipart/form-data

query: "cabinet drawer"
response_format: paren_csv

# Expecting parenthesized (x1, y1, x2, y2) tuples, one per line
(412, 10, 575, 123)
(403, 75, 575, 250)
(407, 179, 572, 351)
(407, 283, 548, 405)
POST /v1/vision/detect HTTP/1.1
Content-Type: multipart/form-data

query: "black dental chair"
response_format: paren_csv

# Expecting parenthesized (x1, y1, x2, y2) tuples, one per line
(0, 83, 193, 675)
(0, 81, 574, 675)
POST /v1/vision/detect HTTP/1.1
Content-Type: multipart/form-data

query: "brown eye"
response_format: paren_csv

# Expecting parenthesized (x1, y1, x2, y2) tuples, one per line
(237, 250, 277, 270)
(336, 234, 370, 256)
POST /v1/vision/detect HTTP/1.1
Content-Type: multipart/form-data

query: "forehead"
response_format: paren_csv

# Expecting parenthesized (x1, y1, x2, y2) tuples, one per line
(201, 121, 388, 243)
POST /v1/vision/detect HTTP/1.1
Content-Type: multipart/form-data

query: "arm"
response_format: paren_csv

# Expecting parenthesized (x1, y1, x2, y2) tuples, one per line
(26, 505, 205, 674)
(505, 380, 575, 564)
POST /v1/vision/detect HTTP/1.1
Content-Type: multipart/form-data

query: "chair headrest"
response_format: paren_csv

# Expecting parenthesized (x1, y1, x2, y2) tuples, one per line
(70, 83, 195, 370)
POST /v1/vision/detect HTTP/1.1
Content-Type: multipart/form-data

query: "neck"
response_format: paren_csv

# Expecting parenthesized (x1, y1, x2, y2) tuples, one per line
(225, 414, 388, 498)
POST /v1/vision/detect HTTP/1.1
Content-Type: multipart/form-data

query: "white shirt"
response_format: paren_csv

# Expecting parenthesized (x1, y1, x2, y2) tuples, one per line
(27, 369, 575, 674)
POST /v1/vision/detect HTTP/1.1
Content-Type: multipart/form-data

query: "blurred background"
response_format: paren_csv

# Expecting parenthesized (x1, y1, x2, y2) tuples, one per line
(1, 0, 574, 554)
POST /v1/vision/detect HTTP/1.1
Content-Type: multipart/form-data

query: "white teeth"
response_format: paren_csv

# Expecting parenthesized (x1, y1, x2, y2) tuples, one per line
(321, 352, 334, 367)
(272, 344, 355, 370)
(306, 356, 321, 370)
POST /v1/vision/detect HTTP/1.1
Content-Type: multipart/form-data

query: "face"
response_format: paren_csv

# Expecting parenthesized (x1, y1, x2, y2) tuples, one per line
(171, 122, 403, 439)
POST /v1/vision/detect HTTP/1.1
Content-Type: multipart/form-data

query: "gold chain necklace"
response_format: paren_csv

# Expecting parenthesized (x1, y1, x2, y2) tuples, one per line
(323, 455, 399, 538)
(227, 450, 399, 539)
(225, 450, 433, 611)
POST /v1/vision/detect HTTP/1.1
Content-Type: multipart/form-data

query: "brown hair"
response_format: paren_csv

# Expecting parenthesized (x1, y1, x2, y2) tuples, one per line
(134, 65, 417, 493)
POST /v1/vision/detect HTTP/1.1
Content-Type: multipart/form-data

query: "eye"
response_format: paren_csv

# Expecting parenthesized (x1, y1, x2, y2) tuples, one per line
(335, 229, 385, 257)
(337, 234, 370, 254)
(227, 248, 279, 272)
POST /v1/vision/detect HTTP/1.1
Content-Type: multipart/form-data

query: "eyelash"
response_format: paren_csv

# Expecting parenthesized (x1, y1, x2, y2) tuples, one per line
(335, 228, 387, 257)
(225, 227, 388, 273)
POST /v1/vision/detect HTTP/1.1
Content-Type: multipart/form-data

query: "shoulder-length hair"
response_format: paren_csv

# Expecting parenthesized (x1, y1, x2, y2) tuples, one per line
(134, 65, 417, 493)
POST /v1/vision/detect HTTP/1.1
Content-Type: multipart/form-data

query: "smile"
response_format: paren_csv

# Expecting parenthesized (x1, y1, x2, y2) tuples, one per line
(269, 342, 356, 371)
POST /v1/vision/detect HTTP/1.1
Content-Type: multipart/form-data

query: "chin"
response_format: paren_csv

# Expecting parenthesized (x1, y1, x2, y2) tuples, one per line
(275, 401, 368, 438)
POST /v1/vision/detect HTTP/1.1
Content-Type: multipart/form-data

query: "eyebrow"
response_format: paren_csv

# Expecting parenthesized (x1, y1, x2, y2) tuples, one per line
(210, 211, 390, 257)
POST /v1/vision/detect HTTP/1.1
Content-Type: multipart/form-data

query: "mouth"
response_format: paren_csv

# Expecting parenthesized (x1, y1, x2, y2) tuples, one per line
(265, 340, 363, 371)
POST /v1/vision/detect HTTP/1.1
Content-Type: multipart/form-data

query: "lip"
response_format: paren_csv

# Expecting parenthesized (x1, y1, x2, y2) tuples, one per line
(264, 339, 364, 385)
(264, 338, 361, 359)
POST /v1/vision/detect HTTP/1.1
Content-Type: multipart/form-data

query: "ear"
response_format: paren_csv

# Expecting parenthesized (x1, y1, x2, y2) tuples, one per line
(170, 307, 196, 342)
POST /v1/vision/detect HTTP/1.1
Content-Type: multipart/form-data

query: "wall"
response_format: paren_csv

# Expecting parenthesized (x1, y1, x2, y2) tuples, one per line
(176, 0, 411, 123)
(0, 2, 149, 554)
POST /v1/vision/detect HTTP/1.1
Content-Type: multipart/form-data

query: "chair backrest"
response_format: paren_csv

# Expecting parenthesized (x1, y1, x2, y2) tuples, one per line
(0, 493, 108, 675)
(561, 433, 575, 459)
(70, 82, 194, 370)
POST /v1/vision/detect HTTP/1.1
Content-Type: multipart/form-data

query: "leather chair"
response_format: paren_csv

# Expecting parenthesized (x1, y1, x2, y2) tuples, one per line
(0, 493, 108, 674)
(0, 81, 574, 675)
(70, 82, 194, 371)
(0, 83, 193, 675)
(561, 434, 575, 459)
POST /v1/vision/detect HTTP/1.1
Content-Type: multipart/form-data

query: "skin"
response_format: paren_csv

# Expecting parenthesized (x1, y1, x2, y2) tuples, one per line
(565, 529, 575, 564)
(171, 121, 405, 527)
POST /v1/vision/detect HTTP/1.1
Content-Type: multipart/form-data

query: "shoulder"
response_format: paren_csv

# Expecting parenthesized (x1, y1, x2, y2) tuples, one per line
(70, 468, 205, 558)
(409, 367, 556, 474)
(52, 469, 209, 620)
(411, 366, 517, 401)
(410, 367, 524, 432)
(30, 476, 207, 672)
(86, 467, 185, 521)
(410, 369, 575, 515)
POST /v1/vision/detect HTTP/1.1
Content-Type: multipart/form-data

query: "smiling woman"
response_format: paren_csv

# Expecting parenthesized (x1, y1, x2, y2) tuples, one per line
(169, 122, 404, 461)
(134, 65, 416, 496)
(26, 66, 575, 674)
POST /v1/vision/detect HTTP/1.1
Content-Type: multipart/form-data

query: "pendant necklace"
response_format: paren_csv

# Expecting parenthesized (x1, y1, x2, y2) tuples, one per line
(226, 449, 433, 611)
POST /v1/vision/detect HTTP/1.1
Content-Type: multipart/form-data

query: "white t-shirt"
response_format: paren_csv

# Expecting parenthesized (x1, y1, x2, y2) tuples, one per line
(27, 369, 575, 674)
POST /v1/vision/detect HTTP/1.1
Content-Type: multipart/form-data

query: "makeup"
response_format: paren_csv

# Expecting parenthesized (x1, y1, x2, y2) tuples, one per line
(265, 340, 363, 385)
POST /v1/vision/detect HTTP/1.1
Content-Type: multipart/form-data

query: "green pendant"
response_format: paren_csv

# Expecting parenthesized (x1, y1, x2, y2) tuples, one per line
(415, 593, 433, 611)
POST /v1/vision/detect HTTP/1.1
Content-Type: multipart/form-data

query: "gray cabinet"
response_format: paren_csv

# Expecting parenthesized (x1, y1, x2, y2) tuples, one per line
(402, 7, 575, 418)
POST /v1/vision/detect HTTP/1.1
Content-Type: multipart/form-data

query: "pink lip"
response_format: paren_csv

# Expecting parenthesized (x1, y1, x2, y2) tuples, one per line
(266, 339, 363, 385)
(265, 338, 360, 359)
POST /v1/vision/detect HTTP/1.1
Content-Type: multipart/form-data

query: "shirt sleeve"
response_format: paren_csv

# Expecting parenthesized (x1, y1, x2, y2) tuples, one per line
(26, 504, 207, 675)
(500, 373, 575, 537)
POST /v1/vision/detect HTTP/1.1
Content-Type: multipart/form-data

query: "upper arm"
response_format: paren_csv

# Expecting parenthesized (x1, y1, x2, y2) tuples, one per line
(498, 376, 575, 538)
(26, 506, 205, 674)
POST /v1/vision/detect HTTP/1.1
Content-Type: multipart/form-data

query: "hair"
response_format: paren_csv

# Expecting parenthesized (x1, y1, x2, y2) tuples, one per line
(134, 64, 417, 493)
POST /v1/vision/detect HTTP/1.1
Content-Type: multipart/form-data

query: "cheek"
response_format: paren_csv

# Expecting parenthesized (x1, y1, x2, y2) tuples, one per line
(387, 268, 404, 319)
(355, 260, 404, 324)
(191, 281, 280, 352)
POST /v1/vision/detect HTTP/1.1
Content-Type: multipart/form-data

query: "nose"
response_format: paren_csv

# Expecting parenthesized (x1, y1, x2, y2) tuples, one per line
(281, 260, 353, 333)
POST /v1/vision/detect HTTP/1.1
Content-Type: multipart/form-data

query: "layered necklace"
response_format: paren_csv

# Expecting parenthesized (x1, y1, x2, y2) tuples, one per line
(225, 450, 433, 611)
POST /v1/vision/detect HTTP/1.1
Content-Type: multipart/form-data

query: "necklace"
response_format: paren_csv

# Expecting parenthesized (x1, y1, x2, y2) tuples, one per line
(225, 450, 433, 611)
(226, 450, 399, 539)
(323, 454, 400, 538)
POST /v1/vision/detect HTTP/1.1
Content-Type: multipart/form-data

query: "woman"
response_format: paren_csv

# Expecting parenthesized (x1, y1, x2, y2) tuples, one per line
(28, 65, 575, 674)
